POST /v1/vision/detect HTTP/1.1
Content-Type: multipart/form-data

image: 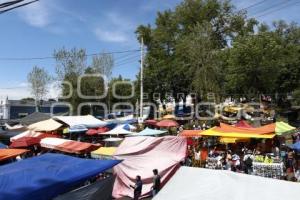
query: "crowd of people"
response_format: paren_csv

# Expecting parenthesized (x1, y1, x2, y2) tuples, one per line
(185, 135, 300, 182)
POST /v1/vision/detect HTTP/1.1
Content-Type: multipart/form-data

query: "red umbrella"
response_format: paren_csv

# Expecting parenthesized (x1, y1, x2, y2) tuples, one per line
(86, 129, 99, 136)
(145, 119, 158, 126)
(9, 137, 41, 148)
(156, 120, 179, 128)
(97, 127, 109, 134)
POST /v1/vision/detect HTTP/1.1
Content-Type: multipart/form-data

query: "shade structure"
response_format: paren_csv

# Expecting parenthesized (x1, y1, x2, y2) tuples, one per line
(156, 120, 179, 128)
(121, 124, 136, 131)
(153, 167, 300, 200)
(19, 112, 51, 126)
(219, 123, 275, 134)
(0, 153, 121, 200)
(0, 149, 29, 162)
(63, 125, 88, 134)
(40, 138, 100, 154)
(289, 141, 300, 151)
(144, 119, 158, 126)
(219, 137, 250, 144)
(129, 127, 167, 137)
(0, 143, 7, 149)
(275, 121, 296, 135)
(102, 137, 124, 142)
(91, 147, 117, 159)
(53, 176, 116, 200)
(102, 125, 135, 135)
(201, 127, 275, 139)
(112, 136, 187, 199)
(9, 137, 41, 148)
(28, 119, 63, 132)
(162, 114, 175, 119)
(179, 130, 202, 137)
(10, 130, 42, 142)
(54, 115, 107, 129)
(86, 128, 98, 136)
(234, 120, 253, 128)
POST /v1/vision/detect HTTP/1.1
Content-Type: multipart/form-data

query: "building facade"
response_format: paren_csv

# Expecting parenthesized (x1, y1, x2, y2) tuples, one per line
(0, 97, 69, 120)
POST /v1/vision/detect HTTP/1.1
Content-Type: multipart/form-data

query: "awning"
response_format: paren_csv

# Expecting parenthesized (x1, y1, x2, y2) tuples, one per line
(9, 137, 41, 148)
(156, 120, 179, 128)
(219, 123, 275, 134)
(179, 130, 202, 137)
(144, 119, 158, 126)
(0, 149, 29, 161)
(129, 127, 167, 137)
(102, 125, 135, 135)
(91, 147, 117, 157)
(112, 136, 187, 199)
(0, 143, 7, 149)
(54, 115, 107, 129)
(10, 130, 59, 142)
(0, 153, 121, 200)
(234, 120, 253, 128)
(201, 127, 275, 139)
(40, 138, 100, 154)
(219, 137, 250, 144)
(28, 119, 63, 132)
(153, 167, 300, 200)
(275, 121, 296, 135)
(19, 112, 51, 126)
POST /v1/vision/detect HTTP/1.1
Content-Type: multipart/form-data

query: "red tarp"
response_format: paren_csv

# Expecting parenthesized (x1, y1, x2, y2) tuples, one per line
(144, 119, 158, 126)
(9, 137, 41, 148)
(0, 149, 29, 161)
(112, 136, 187, 199)
(234, 120, 253, 128)
(156, 120, 179, 128)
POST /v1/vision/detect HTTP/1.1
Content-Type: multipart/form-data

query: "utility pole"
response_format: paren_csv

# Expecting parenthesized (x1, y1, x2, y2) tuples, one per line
(139, 37, 144, 122)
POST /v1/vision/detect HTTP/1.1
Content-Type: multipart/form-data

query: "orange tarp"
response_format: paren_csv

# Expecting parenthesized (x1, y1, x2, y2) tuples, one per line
(0, 149, 29, 161)
(57, 141, 100, 154)
(218, 123, 275, 134)
(179, 130, 202, 137)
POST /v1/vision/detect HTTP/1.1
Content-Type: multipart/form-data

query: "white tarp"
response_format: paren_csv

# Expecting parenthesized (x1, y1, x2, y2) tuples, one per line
(10, 130, 43, 142)
(154, 167, 300, 200)
(102, 125, 135, 135)
(53, 115, 107, 128)
(28, 119, 63, 131)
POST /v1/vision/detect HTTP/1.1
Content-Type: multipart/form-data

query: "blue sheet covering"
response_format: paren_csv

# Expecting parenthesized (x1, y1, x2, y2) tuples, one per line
(0, 153, 121, 200)
(129, 127, 167, 136)
(289, 141, 300, 151)
(0, 142, 7, 149)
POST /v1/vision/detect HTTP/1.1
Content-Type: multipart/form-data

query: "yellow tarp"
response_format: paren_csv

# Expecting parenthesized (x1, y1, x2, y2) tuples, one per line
(219, 137, 250, 143)
(275, 121, 296, 135)
(91, 147, 117, 156)
(201, 128, 275, 139)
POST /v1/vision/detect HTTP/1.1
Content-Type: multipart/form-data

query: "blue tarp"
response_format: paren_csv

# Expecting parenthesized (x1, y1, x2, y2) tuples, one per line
(0, 142, 7, 149)
(289, 141, 300, 151)
(0, 153, 121, 200)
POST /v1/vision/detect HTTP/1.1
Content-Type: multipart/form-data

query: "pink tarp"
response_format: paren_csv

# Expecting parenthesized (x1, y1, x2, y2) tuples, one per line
(112, 136, 187, 199)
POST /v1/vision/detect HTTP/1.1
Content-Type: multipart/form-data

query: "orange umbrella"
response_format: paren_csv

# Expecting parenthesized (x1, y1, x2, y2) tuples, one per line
(156, 120, 179, 128)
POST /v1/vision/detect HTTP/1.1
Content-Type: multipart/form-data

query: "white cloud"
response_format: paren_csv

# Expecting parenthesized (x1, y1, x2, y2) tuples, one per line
(18, 1, 50, 28)
(94, 28, 128, 42)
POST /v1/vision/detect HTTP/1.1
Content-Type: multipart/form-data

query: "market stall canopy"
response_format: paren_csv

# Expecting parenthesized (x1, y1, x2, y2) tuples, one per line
(179, 130, 202, 137)
(40, 138, 100, 154)
(144, 119, 158, 126)
(219, 137, 250, 144)
(63, 125, 88, 134)
(112, 136, 187, 199)
(129, 128, 167, 137)
(0, 153, 121, 200)
(91, 147, 117, 158)
(9, 137, 41, 148)
(201, 127, 275, 139)
(234, 120, 253, 128)
(0, 143, 7, 149)
(102, 137, 124, 142)
(4, 123, 26, 131)
(275, 121, 296, 135)
(156, 120, 179, 128)
(289, 141, 300, 151)
(162, 114, 175, 119)
(28, 119, 63, 132)
(102, 125, 135, 135)
(219, 123, 275, 134)
(153, 167, 300, 200)
(0, 149, 29, 162)
(53, 176, 115, 200)
(10, 130, 59, 142)
(54, 115, 107, 129)
(20, 112, 51, 126)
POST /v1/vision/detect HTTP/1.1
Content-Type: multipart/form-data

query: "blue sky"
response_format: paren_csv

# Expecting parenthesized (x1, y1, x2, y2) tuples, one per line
(0, 0, 299, 99)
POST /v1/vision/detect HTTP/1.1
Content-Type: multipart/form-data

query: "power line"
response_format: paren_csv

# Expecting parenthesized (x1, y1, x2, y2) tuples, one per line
(254, 0, 300, 18)
(0, 0, 38, 14)
(0, 49, 140, 61)
(248, 0, 293, 18)
(237, 0, 269, 12)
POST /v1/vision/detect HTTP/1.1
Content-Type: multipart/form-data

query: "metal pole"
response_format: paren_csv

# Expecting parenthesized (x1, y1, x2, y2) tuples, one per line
(140, 37, 144, 120)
